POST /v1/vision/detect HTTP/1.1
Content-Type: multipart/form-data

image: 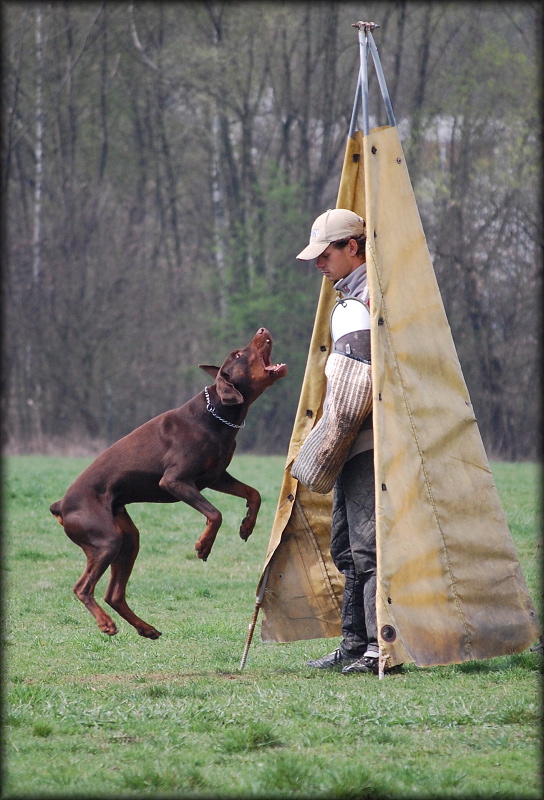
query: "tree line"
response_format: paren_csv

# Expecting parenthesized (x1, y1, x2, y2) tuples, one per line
(2, 1, 541, 460)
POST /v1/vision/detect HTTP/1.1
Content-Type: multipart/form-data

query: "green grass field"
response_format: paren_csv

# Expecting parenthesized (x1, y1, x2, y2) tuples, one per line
(3, 455, 542, 798)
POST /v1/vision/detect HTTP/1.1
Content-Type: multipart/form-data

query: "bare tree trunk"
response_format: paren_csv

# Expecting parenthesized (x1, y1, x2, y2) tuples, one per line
(299, 3, 312, 203)
(390, 0, 407, 111)
(28, 6, 45, 451)
(210, 12, 228, 316)
(32, 6, 43, 285)
(405, 3, 432, 183)
(98, 4, 109, 182)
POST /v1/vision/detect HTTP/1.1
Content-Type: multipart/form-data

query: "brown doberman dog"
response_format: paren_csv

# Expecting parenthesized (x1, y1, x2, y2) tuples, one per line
(50, 328, 286, 639)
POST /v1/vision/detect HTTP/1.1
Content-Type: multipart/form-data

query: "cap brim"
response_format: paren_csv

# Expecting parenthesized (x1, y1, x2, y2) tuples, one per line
(296, 241, 329, 260)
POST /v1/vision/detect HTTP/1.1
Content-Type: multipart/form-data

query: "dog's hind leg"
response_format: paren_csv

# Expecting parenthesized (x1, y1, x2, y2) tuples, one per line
(63, 509, 123, 636)
(103, 508, 161, 640)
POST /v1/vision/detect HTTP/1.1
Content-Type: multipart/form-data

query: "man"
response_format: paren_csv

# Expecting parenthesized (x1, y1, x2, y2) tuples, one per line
(296, 208, 379, 675)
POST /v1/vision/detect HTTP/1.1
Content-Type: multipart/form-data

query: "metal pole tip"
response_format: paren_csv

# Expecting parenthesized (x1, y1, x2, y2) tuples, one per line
(352, 21, 381, 32)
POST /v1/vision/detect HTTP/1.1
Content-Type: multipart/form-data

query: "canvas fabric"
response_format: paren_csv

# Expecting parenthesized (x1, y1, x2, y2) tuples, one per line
(256, 127, 540, 667)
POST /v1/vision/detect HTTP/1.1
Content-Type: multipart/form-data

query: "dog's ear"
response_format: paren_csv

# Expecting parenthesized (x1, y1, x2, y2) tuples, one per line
(216, 373, 244, 405)
(199, 364, 220, 379)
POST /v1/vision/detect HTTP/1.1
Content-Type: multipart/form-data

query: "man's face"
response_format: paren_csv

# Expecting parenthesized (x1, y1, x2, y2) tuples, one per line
(314, 240, 360, 283)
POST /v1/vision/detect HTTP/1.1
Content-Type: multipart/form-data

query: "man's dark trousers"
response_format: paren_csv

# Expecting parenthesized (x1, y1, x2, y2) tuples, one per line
(330, 449, 377, 657)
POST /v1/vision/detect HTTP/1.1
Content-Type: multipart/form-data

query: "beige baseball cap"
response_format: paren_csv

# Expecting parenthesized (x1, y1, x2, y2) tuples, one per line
(296, 208, 366, 260)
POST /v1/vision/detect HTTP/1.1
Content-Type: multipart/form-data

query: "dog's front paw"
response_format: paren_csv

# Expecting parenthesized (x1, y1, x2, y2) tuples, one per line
(239, 514, 256, 541)
(239, 525, 253, 541)
(195, 540, 211, 561)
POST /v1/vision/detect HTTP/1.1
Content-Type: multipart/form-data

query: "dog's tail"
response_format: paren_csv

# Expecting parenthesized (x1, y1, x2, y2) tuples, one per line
(50, 500, 63, 525)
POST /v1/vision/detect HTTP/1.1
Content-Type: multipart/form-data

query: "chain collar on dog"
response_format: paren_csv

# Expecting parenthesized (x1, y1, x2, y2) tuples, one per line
(204, 386, 246, 429)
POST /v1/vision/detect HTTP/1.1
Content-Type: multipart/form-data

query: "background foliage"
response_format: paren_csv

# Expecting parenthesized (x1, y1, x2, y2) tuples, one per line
(2, 2, 541, 458)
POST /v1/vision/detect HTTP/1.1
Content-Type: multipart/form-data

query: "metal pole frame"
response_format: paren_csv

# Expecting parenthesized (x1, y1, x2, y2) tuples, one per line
(349, 21, 396, 138)
(349, 31, 369, 138)
(368, 31, 396, 128)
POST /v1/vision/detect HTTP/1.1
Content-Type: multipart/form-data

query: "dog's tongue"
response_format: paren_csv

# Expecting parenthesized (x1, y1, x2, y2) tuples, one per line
(265, 363, 287, 377)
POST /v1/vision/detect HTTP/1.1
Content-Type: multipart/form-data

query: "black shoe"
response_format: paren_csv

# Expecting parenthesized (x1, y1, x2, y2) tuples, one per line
(306, 648, 359, 669)
(342, 655, 377, 674)
(342, 656, 404, 675)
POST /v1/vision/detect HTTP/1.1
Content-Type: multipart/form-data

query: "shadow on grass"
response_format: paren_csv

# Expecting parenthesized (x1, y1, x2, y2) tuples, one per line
(454, 651, 542, 674)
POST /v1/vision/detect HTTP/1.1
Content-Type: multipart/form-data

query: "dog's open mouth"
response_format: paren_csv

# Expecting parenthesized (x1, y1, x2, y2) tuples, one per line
(265, 361, 287, 377)
(262, 337, 287, 379)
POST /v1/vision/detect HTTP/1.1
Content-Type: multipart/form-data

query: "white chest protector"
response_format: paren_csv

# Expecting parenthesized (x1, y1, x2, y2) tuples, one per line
(330, 297, 370, 343)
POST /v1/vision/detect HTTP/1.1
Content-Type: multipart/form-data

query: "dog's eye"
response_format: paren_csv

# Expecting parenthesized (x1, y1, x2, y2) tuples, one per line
(235, 352, 242, 358)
